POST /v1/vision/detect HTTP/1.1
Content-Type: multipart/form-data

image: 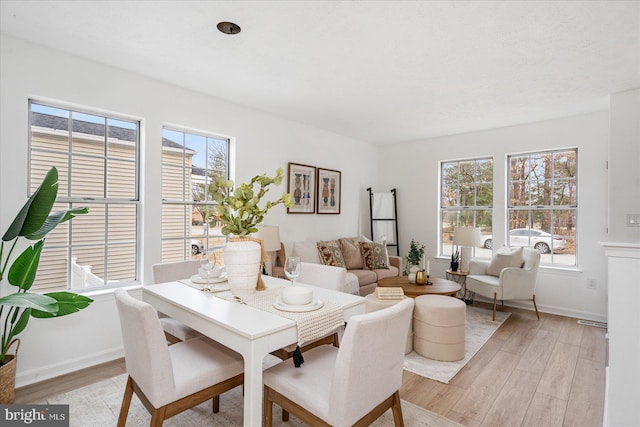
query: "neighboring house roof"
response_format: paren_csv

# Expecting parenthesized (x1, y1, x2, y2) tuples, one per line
(31, 112, 193, 152)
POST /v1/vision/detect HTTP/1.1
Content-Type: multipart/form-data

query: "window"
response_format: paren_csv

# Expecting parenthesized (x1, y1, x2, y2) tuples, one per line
(440, 158, 493, 258)
(508, 149, 577, 266)
(161, 127, 229, 263)
(29, 101, 139, 291)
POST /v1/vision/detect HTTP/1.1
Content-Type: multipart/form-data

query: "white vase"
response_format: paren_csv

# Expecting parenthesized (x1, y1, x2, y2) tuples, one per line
(224, 240, 262, 296)
(408, 265, 420, 283)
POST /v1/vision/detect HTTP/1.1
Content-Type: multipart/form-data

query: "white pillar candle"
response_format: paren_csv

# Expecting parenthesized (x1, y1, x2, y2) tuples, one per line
(426, 260, 430, 276)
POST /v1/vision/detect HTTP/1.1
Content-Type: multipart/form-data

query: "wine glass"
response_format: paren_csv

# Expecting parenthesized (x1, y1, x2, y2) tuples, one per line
(284, 256, 301, 286)
(200, 252, 214, 285)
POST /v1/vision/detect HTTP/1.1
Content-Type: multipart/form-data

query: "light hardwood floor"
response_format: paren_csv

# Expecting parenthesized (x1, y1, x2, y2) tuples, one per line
(15, 302, 606, 427)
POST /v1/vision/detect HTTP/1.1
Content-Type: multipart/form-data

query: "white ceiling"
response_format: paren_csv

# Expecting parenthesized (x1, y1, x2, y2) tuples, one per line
(1, 1, 639, 145)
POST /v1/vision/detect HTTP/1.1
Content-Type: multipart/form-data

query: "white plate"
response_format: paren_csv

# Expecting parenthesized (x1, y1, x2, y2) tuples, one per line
(273, 296, 324, 312)
(190, 274, 228, 284)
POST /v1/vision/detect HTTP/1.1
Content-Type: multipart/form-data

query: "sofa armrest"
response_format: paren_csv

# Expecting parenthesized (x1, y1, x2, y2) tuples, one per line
(389, 256, 402, 275)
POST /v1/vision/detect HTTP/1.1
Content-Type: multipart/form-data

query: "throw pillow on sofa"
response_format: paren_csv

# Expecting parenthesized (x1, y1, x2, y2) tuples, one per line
(317, 241, 347, 268)
(359, 240, 390, 270)
(292, 240, 321, 264)
(338, 237, 364, 269)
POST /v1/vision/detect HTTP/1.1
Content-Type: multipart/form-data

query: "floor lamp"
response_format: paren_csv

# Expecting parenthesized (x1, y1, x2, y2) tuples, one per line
(453, 227, 482, 273)
(254, 225, 281, 275)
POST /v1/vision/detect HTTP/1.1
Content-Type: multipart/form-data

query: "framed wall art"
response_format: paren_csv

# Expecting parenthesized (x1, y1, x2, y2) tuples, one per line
(287, 162, 316, 213)
(316, 168, 341, 214)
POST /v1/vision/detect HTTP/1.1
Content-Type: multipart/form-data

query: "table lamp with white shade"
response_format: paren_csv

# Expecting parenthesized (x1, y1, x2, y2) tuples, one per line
(453, 226, 482, 273)
(253, 224, 281, 275)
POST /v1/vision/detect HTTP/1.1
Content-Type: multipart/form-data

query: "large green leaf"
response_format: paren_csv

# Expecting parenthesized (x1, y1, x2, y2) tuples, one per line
(25, 207, 89, 240)
(2, 167, 58, 242)
(9, 308, 32, 338)
(0, 292, 58, 312)
(31, 292, 93, 318)
(7, 240, 44, 291)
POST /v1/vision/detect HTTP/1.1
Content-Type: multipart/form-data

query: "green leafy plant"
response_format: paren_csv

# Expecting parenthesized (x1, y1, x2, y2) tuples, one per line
(406, 239, 425, 266)
(451, 249, 460, 263)
(210, 168, 293, 236)
(404, 239, 425, 274)
(0, 167, 93, 365)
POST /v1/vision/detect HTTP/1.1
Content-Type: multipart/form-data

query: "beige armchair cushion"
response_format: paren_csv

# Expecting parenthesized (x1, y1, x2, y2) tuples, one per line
(486, 246, 524, 277)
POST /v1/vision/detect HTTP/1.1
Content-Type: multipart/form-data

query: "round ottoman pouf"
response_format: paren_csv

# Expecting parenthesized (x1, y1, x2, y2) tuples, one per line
(365, 294, 413, 354)
(413, 295, 466, 361)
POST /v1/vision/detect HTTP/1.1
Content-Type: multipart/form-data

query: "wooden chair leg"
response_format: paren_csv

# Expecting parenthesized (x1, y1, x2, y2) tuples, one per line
(150, 406, 167, 427)
(282, 408, 290, 421)
(492, 293, 497, 321)
(117, 376, 134, 427)
(212, 395, 220, 413)
(532, 294, 540, 319)
(391, 390, 405, 427)
(264, 385, 273, 427)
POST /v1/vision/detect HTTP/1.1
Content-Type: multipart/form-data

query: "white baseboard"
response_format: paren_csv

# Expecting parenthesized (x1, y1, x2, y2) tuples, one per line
(15, 346, 124, 388)
(471, 295, 608, 323)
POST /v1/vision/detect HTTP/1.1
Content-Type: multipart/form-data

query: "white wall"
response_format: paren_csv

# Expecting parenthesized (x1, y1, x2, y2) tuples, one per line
(378, 112, 610, 322)
(608, 88, 640, 241)
(0, 35, 378, 386)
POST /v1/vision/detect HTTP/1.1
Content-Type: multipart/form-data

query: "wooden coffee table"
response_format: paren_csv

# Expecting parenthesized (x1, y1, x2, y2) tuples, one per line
(377, 276, 461, 298)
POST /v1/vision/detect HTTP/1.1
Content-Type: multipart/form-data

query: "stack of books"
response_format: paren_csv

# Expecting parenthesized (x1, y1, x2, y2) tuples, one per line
(374, 287, 405, 300)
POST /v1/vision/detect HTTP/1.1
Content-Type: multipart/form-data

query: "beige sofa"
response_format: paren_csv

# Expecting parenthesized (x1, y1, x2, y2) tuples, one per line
(273, 237, 401, 296)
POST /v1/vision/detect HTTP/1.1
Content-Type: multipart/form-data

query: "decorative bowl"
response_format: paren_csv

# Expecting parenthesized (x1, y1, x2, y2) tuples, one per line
(282, 286, 313, 306)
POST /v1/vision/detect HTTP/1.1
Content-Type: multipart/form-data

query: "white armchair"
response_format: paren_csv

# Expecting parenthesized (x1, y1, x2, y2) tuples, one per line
(466, 247, 541, 321)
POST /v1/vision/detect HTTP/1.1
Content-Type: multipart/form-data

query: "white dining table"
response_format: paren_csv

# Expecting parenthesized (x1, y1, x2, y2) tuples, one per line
(142, 274, 365, 427)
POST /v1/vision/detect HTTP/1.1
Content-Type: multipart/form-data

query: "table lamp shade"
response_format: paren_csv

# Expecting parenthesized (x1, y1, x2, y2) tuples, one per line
(254, 225, 281, 252)
(452, 226, 482, 247)
(453, 227, 482, 273)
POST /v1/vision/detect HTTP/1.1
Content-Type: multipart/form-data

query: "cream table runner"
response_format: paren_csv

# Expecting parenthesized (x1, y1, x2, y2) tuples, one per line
(240, 288, 345, 349)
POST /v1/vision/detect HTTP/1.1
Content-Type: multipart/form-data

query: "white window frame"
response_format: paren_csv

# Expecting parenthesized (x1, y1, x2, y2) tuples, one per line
(28, 100, 140, 292)
(160, 126, 230, 262)
(507, 148, 578, 267)
(439, 157, 493, 258)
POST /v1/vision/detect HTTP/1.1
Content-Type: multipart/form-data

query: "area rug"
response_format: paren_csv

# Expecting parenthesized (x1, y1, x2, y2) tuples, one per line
(46, 373, 463, 427)
(404, 305, 511, 384)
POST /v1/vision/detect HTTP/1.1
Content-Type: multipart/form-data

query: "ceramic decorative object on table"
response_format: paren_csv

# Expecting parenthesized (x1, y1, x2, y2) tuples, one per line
(408, 265, 420, 283)
(224, 239, 262, 296)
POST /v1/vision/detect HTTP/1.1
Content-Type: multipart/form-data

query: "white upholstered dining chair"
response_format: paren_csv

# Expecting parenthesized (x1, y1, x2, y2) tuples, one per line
(270, 261, 346, 361)
(114, 289, 244, 427)
(466, 246, 541, 321)
(263, 297, 414, 427)
(152, 260, 202, 343)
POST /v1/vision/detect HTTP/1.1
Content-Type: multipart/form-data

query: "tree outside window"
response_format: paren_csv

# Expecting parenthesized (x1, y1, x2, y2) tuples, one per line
(440, 158, 493, 258)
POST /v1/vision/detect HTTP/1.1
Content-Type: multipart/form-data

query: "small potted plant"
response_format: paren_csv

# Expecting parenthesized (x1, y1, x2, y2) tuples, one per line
(210, 168, 293, 294)
(405, 239, 425, 282)
(450, 249, 460, 272)
(0, 167, 93, 403)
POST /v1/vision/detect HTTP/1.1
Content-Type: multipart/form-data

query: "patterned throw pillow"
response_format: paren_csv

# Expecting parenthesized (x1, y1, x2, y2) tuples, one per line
(359, 240, 390, 270)
(317, 242, 346, 268)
